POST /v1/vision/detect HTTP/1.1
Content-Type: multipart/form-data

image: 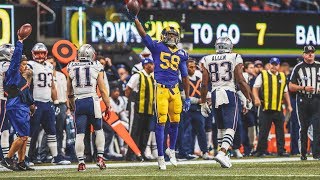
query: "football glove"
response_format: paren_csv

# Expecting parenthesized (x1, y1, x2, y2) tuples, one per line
(54, 104, 60, 116)
(201, 102, 211, 117)
(104, 106, 111, 120)
(245, 99, 253, 110)
(125, 6, 138, 21)
(183, 98, 191, 112)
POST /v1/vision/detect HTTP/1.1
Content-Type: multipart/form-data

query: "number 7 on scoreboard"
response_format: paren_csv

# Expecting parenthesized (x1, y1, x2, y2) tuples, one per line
(256, 23, 267, 46)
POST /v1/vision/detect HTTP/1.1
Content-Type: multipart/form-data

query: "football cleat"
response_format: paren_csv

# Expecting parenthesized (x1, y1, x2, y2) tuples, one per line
(78, 163, 86, 172)
(52, 155, 71, 165)
(17, 161, 35, 171)
(165, 148, 177, 167)
(1, 157, 17, 171)
(157, 156, 166, 170)
(234, 149, 243, 158)
(202, 152, 214, 160)
(96, 156, 106, 170)
(214, 151, 232, 168)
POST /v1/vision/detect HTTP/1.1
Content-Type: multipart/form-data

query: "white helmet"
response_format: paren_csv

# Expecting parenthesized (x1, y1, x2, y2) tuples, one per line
(0, 43, 15, 61)
(215, 36, 233, 54)
(32, 43, 48, 62)
(78, 44, 96, 61)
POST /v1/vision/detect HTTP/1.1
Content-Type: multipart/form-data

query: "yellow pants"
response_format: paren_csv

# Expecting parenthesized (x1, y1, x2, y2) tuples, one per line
(155, 84, 182, 124)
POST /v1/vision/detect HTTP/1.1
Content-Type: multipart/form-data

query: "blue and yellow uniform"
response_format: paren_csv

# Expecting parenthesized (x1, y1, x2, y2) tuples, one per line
(142, 34, 188, 124)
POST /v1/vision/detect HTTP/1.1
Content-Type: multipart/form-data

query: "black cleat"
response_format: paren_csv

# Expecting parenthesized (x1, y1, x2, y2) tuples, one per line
(136, 155, 144, 162)
(1, 157, 17, 171)
(17, 161, 35, 171)
(300, 155, 307, 160)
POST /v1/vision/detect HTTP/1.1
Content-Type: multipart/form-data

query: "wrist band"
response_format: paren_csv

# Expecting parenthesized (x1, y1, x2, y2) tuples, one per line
(53, 100, 59, 105)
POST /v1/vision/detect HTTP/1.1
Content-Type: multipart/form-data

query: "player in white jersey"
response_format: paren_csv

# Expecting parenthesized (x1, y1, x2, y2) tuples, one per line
(67, 44, 111, 172)
(200, 37, 252, 168)
(27, 43, 70, 165)
(0, 44, 13, 159)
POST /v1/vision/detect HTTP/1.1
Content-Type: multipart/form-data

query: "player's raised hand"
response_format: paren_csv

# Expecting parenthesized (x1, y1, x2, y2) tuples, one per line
(183, 98, 191, 112)
(125, 0, 139, 21)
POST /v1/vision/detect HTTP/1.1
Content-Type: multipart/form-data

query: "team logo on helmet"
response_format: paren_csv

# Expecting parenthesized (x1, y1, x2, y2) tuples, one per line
(32, 43, 48, 63)
(160, 26, 180, 47)
(0, 44, 15, 61)
(215, 36, 233, 54)
(78, 44, 96, 62)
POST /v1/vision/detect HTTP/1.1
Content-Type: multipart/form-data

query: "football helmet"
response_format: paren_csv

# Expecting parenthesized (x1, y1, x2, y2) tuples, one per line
(32, 43, 48, 63)
(160, 26, 180, 47)
(0, 43, 15, 61)
(215, 36, 233, 54)
(78, 44, 96, 61)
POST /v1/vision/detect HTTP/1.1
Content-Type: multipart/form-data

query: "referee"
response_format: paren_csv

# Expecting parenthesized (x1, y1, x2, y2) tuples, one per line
(289, 45, 320, 160)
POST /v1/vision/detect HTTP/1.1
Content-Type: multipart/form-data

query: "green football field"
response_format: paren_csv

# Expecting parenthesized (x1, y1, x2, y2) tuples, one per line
(1, 158, 320, 179)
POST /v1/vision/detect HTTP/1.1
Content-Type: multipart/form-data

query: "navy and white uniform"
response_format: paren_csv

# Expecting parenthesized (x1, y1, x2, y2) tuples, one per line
(27, 60, 56, 136)
(0, 61, 9, 132)
(201, 53, 243, 130)
(67, 61, 104, 134)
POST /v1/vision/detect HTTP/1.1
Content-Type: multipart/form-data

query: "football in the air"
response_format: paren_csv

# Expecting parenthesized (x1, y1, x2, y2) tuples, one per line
(18, 23, 32, 39)
(127, 0, 140, 16)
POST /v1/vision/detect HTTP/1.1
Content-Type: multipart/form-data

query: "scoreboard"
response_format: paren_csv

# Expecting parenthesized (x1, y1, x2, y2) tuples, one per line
(64, 7, 319, 53)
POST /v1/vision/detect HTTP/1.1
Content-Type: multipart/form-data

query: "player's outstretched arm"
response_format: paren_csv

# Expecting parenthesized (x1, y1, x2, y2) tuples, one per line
(97, 72, 111, 109)
(66, 75, 75, 110)
(134, 19, 147, 38)
(235, 64, 252, 102)
(51, 79, 58, 103)
(200, 68, 209, 103)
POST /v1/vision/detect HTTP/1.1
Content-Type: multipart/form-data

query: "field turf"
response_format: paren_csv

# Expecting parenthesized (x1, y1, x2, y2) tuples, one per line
(0, 158, 320, 179)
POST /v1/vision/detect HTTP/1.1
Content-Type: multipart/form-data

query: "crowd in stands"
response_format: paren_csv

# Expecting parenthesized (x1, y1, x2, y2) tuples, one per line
(1, 0, 319, 12)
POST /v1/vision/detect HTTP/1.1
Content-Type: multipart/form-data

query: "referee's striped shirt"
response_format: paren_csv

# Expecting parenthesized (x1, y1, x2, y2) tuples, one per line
(290, 61, 320, 94)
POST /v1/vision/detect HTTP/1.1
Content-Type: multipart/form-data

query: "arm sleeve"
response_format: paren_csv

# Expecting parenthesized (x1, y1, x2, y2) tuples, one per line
(5, 41, 23, 86)
(253, 74, 262, 88)
(142, 35, 157, 53)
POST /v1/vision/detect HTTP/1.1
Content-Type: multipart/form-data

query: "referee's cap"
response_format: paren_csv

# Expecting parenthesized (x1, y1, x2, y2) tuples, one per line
(303, 45, 316, 53)
(269, 57, 280, 65)
(142, 58, 154, 66)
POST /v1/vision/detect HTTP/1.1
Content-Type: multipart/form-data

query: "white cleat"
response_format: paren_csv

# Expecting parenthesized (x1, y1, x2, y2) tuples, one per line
(157, 156, 166, 170)
(202, 152, 214, 160)
(214, 151, 232, 168)
(165, 148, 178, 167)
(234, 149, 243, 159)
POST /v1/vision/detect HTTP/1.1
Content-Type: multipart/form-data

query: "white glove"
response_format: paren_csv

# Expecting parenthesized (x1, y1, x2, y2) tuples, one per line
(201, 102, 211, 118)
(246, 99, 253, 110)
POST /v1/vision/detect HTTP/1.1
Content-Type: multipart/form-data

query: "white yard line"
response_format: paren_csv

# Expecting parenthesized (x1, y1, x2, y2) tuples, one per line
(0, 157, 316, 171)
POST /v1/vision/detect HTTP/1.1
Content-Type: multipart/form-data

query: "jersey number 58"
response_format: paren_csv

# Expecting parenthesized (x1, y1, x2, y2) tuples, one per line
(160, 52, 180, 71)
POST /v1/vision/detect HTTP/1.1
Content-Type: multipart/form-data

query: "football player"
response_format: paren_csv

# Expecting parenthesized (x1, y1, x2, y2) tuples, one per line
(27, 43, 70, 165)
(200, 37, 252, 168)
(127, 12, 191, 170)
(67, 44, 111, 171)
(0, 44, 12, 160)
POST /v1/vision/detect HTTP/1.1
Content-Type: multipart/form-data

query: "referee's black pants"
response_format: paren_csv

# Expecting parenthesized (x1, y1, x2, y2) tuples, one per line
(126, 112, 151, 160)
(296, 95, 320, 158)
(256, 110, 286, 154)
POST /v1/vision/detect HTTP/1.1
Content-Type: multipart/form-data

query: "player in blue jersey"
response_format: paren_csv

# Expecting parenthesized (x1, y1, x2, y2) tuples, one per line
(0, 30, 35, 171)
(128, 12, 191, 170)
